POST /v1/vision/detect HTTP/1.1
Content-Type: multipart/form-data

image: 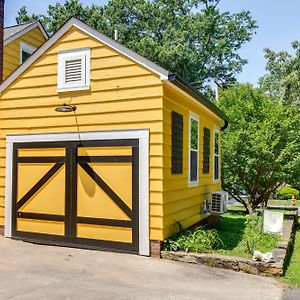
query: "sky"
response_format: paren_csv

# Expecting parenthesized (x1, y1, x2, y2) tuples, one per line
(5, 1, 300, 84)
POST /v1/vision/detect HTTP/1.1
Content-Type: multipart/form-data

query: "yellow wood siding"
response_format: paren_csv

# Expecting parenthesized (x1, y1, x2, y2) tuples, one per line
(162, 84, 222, 239)
(0, 25, 224, 243)
(0, 27, 164, 241)
(3, 27, 47, 79)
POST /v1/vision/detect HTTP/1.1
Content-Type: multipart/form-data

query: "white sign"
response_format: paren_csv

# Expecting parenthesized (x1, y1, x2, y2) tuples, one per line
(263, 211, 283, 235)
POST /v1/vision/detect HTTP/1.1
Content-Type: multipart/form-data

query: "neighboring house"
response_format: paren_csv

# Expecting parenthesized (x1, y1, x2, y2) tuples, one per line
(3, 21, 48, 79)
(0, 17, 228, 256)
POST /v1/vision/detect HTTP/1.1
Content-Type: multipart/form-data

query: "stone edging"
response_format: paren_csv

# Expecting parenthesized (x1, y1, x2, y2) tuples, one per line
(161, 218, 295, 277)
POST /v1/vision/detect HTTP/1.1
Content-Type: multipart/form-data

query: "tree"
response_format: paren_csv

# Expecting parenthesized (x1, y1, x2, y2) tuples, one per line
(259, 41, 300, 107)
(16, 6, 39, 24)
(16, 0, 257, 93)
(218, 84, 300, 214)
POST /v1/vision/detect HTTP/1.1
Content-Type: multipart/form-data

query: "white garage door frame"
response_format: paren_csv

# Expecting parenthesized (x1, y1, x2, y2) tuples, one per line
(5, 129, 150, 256)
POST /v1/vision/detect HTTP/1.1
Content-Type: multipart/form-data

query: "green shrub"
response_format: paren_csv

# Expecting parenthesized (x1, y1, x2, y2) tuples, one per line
(276, 186, 299, 200)
(163, 226, 222, 253)
(241, 213, 279, 254)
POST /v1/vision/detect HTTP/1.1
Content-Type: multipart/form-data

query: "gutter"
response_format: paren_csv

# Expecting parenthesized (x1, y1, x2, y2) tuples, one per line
(167, 73, 229, 131)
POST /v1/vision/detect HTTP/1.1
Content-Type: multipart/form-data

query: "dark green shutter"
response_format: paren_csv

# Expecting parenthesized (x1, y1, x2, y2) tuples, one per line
(203, 127, 210, 174)
(171, 111, 183, 174)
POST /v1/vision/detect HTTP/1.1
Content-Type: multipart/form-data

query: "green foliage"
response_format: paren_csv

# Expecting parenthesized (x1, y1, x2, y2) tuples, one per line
(276, 186, 300, 200)
(241, 213, 278, 254)
(163, 226, 222, 253)
(260, 41, 300, 107)
(15, 0, 257, 92)
(218, 84, 300, 213)
(164, 213, 279, 258)
(214, 213, 278, 258)
(16, 7, 40, 24)
(284, 229, 300, 287)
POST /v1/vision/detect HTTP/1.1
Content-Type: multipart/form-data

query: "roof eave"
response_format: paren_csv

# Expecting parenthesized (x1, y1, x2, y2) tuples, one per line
(167, 73, 228, 122)
(4, 20, 48, 46)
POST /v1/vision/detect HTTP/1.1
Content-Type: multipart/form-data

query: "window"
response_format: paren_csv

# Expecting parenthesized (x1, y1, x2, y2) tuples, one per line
(20, 42, 36, 64)
(171, 111, 183, 174)
(189, 113, 199, 185)
(57, 48, 90, 92)
(213, 129, 220, 182)
(203, 127, 210, 174)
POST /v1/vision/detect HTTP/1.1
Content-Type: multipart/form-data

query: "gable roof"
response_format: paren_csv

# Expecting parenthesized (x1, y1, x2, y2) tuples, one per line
(0, 18, 227, 122)
(4, 21, 48, 46)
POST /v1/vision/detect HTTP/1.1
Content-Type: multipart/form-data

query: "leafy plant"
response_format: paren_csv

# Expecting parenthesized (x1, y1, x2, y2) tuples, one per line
(276, 186, 300, 200)
(219, 84, 300, 214)
(164, 226, 222, 253)
(241, 213, 279, 254)
(164, 213, 279, 258)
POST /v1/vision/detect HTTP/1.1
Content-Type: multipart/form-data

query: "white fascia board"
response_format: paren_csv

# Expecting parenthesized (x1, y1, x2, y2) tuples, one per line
(71, 19, 169, 80)
(4, 21, 48, 46)
(0, 18, 169, 94)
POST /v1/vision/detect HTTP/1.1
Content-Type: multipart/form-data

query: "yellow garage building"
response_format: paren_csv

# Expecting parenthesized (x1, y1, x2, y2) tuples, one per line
(0, 18, 227, 256)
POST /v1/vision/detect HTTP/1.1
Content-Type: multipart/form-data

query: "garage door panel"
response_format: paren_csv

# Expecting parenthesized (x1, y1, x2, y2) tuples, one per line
(19, 166, 65, 215)
(18, 148, 65, 157)
(17, 163, 56, 200)
(78, 146, 132, 157)
(17, 219, 65, 236)
(88, 163, 133, 209)
(12, 140, 139, 254)
(77, 223, 132, 243)
(77, 165, 131, 220)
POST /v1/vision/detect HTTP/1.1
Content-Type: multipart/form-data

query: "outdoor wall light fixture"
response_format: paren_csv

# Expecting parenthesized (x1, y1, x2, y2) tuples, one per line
(55, 103, 77, 113)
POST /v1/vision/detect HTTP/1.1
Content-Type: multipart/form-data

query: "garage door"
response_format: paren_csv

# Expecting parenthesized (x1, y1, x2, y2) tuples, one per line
(11, 140, 139, 253)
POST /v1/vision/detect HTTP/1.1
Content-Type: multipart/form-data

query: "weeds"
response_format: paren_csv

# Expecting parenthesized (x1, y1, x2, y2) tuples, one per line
(164, 213, 279, 258)
(164, 226, 222, 253)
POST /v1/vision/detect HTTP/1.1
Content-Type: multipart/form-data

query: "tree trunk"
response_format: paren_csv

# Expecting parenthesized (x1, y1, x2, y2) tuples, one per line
(246, 202, 253, 214)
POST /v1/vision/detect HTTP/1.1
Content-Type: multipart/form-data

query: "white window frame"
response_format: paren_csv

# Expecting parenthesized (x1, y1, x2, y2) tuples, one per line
(20, 42, 36, 64)
(188, 112, 199, 187)
(213, 128, 221, 183)
(57, 48, 91, 92)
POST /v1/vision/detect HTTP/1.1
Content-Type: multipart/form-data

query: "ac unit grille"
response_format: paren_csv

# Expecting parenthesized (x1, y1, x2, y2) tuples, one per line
(211, 194, 222, 212)
(209, 191, 228, 214)
(65, 59, 82, 83)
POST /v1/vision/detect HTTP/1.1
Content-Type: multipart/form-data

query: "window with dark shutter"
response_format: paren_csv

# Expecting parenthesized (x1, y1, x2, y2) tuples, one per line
(203, 127, 210, 174)
(171, 111, 183, 174)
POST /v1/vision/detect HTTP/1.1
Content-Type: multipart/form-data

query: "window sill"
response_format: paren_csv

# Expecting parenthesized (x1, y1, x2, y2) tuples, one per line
(57, 85, 90, 93)
(188, 181, 199, 188)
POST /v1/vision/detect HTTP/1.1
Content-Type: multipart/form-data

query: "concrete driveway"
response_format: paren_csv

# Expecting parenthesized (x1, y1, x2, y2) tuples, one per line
(0, 236, 282, 300)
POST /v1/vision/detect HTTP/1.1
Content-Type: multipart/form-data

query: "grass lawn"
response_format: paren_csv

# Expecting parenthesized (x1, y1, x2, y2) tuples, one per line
(283, 229, 300, 287)
(268, 199, 300, 207)
(164, 213, 280, 259)
(228, 199, 300, 211)
(213, 213, 279, 258)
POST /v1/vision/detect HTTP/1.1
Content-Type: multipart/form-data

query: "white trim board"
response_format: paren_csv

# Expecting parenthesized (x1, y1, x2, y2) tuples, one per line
(0, 18, 169, 94)
(4, 21, 48, 46)
(213, 127, 221, 184)
(5, 129, 150, 256)
(188, 112, 200, 187)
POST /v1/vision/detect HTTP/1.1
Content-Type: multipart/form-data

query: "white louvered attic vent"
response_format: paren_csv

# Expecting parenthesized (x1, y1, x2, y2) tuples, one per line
(65, 59, 82, 83)
(57, 48, 90, 92)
